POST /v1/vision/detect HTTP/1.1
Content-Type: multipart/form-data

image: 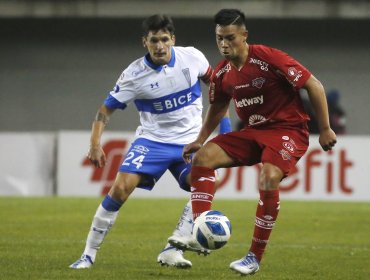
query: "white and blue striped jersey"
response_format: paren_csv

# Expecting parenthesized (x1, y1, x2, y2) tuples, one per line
(104, 46, 212, 144)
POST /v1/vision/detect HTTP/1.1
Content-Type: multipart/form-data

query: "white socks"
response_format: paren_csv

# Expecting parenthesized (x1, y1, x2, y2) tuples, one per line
(83, 204, 119, 262)
(163, 200, 193, 250)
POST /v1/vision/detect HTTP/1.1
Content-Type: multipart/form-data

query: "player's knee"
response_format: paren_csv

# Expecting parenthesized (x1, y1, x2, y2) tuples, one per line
(192, 148, 212, 167)
(259, 165, 283, 191)
(110, 181, 134, 202)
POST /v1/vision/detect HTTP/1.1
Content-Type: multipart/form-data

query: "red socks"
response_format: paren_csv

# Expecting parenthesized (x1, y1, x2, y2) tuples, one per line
(249, 189, 280, 262)
(190, 166, 216, 220)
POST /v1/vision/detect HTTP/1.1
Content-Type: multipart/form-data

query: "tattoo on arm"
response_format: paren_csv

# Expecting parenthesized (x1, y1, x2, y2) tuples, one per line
(95, 112, 109, 125)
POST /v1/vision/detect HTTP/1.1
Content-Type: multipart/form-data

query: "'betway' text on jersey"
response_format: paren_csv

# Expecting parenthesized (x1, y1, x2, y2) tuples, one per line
(235, 95, 264, 108)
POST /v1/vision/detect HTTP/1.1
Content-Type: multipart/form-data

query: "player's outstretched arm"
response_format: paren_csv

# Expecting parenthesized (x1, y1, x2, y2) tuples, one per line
(304, 75, 337, 151)
(88, 105, 115, 168)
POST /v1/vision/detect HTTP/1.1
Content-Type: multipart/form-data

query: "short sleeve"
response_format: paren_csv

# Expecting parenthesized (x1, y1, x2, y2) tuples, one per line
(263, 47, 311, 90)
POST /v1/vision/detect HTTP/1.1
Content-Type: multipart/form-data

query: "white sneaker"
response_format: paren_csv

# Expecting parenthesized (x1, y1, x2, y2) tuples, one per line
(230, 252, 260, 275)
(69, 254, 94, 269)
(168, 235, 211, 255)
(157, 246, 192, 268)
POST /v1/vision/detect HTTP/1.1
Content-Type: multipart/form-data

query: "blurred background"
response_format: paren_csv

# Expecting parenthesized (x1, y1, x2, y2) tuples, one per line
(1, 0, 369, 133)
(0, 0, 369, 198)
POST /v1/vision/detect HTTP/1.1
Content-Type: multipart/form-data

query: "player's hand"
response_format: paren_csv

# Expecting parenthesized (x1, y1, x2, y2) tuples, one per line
(319, 128, 337, 151)
(183, 142, 203, 163)
(87, 145, 107, 168)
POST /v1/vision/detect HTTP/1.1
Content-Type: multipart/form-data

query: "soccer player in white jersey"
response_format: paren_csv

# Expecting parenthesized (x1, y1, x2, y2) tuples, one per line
(69, 14, 232, 269)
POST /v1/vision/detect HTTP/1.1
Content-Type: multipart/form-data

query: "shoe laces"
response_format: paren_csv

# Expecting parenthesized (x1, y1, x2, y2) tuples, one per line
(240, 252, 259, 267)
(77, 254, 93, 265)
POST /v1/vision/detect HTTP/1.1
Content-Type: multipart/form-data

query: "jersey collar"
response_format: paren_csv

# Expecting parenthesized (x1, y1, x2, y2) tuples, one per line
(144, 47, 176, 72)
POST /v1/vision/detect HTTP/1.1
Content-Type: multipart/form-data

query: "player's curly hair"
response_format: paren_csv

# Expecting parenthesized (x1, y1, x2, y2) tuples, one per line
(142, 14, 175, 36)
(214, 9, 247, 27)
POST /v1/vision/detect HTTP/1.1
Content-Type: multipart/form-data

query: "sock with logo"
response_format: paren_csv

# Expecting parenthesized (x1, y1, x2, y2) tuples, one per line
(249, 189, 280, 262)
(162, 200, 193, 250)
(190, 166, 216, 220)
(172, 199, 193, 237)
(82, 195, 123, 262)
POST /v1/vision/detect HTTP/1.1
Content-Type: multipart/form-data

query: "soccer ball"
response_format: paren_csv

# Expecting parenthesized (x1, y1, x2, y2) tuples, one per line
(192, 210, 232, 250)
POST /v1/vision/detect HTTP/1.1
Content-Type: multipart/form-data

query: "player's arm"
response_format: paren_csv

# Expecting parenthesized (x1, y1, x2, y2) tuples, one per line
(88, 105, 116, 168)
(183, 100, 229, 162)
(200, 65, 213, 85)
(303, 75, 337, 151)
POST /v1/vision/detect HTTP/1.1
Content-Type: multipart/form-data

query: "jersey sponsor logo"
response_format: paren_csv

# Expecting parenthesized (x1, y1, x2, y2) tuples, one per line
(135, 81, 201, 114)
(288, 67, 303, 82)
(235, 94, 264, 108)
(235, 83, 250, 90)
(215, 63, 231, 78)
(249, 58, 269, 71)
(152, 92, 193, 111)
(252, 77, 266, 89)
(249, 114, 267, 125)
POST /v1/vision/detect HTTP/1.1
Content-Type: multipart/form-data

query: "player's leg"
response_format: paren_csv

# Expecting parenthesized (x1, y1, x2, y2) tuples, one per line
(69, 172, 141, 269)
(230, 163, 282, 275)
(162, 116, 233, 258)
(157, 198, 193, 268)
(230, 128, 308, 275)
(158, 146, 204, 267)
(71, 137, 167, 269)
(190, 141, 235, 219)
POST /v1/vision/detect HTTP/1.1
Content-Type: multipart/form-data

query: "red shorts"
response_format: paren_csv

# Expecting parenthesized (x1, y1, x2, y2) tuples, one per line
(210, 126, 309, 176)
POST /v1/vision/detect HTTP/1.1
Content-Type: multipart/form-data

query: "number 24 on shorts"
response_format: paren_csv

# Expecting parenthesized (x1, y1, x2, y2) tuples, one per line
(122, 152, 145, 169)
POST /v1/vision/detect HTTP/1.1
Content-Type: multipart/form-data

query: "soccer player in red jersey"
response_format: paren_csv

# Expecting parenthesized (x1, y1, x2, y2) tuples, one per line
(182, 9, 337, 275)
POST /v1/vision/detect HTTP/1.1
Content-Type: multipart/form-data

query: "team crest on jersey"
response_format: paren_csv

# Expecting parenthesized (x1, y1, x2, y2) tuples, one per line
(182, 68, 191, 87)
(252, 77, 266, 89)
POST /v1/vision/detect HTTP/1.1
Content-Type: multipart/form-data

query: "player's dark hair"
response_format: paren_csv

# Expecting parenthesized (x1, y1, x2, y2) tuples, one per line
(142, 14, 175, 36)
(214, 9, 246, 27)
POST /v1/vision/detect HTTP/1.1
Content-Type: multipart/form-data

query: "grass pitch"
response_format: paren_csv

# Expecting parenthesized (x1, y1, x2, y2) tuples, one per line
(0, 197, 369, 279)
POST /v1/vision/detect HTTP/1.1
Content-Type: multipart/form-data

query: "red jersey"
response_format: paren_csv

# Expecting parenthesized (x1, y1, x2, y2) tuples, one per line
(210, 45, 312, 128)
